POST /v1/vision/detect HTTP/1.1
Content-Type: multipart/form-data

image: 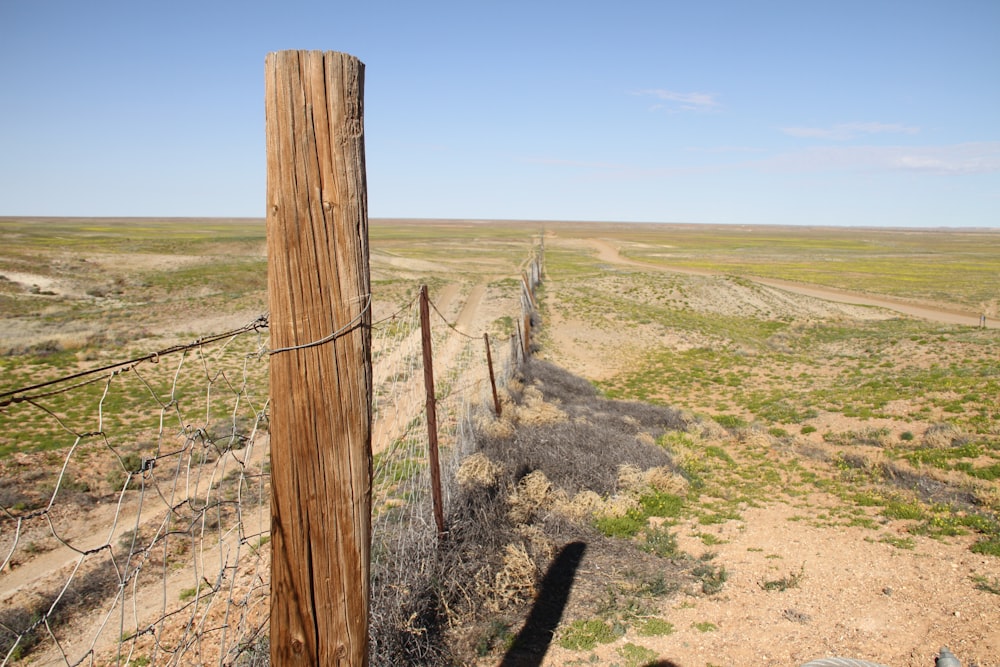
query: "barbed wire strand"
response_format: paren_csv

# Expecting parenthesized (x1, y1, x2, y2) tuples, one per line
(0, 316, 269, 405)
(268, 294, 372, 355)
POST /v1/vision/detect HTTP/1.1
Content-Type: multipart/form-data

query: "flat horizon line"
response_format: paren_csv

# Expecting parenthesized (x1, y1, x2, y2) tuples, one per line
(1, 215, 998, 233)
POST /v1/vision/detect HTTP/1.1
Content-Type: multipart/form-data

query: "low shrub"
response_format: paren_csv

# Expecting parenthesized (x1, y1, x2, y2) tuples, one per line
(558, 619, 618, 651)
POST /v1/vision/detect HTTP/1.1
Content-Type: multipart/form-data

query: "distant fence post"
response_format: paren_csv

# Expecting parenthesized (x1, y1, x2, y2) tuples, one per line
(515, 319, 525, 365)
(484, 333, 502, 418)
(522, 312, 532, 357)
(419, 285, 448, 539)
(265, 50, 372, 666)
(515, 249, 543, 363)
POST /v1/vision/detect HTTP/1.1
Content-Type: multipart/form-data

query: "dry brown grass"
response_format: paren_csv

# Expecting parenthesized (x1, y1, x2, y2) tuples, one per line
(367, 359, 702, 666)
(455, 452, 502, 489)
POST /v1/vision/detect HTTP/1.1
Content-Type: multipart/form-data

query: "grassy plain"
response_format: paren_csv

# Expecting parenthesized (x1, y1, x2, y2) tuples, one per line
(2, 215, 998, 510)
(577, 222, 1000, 311)
(535, 222, 1000, 550)
(525, 222, 999, 666)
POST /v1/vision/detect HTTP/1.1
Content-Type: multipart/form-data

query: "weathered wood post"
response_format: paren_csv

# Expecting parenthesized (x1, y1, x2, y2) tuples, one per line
(522, 312, 532, 358)
(265, 50, 372, 666)
(484, 333, 502, 418)
(418, 285, 447, 539)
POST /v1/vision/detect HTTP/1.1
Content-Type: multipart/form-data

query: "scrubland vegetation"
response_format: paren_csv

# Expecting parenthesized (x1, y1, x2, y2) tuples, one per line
(1, 217, 998, 666)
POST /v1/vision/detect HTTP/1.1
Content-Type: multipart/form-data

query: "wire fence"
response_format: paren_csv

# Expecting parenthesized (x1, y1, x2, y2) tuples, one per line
(0, 252, 541, 666)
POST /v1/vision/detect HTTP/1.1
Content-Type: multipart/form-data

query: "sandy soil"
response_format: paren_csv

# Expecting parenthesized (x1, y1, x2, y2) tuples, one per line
(524, 236, 999, 667)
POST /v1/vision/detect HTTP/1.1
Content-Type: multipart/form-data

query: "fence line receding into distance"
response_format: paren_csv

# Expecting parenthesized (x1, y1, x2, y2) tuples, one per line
(0, 249, 543, 665)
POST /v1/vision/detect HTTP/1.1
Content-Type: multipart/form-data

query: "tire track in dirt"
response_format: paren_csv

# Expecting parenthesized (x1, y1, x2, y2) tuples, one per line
(4, 437, 271, 665)
(0, 439, 270, 605)
(372, 283, 486, 456)
(582, 237, 993, 328)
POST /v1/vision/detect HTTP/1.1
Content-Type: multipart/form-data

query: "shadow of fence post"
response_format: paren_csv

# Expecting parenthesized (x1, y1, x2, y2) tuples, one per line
(499, 541, 587, 667)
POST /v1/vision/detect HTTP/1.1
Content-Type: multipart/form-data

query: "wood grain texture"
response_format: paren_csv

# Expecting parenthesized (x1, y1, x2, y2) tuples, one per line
(265, 50, 371, 666)
(418, 285, 446, 538)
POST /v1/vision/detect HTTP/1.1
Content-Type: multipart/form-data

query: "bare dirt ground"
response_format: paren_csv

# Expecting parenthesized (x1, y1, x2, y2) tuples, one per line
(525, 235, 999, 667)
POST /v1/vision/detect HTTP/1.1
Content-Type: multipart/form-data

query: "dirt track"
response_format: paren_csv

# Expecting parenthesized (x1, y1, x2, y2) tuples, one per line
(583, 238, 993, 328)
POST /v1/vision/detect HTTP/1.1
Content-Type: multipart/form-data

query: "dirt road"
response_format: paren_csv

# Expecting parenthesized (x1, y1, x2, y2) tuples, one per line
(583, 238, 993, 328)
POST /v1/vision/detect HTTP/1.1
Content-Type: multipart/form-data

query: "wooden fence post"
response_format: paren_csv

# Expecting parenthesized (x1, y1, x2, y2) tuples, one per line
(265, 50, 372, 666)
(521, 272, 538, 310)
(484, 333, 502, 418)
(522, 312, 532, 358)
(419, 285, 447, 539)
(515, 319, 525, 365)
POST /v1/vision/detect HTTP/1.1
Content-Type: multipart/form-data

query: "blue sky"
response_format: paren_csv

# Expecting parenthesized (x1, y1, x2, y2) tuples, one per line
(2, 1, 998, 227)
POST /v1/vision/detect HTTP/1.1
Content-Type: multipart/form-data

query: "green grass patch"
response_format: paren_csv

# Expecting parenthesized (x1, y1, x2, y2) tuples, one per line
(636, 617, 675, 637)
(617, 643, 657, 666)
(957, 461, 1000, 481)
(882, 499, 925, 521)
(639, 491, 685, 518)
(879, 535, 916, 550)
(759, 565, 805, 591)
(475, 620, 515, 657)
(704, 445, 735, 465)
(971, 536, 1000, 557)
(640, 526, 680, 558)
(594, 510, 647, 538)
(712, 414, 747, 430)
(692, 562, 728, 595)
(558, 619, 619, 651)
(902, 442, 983, 469)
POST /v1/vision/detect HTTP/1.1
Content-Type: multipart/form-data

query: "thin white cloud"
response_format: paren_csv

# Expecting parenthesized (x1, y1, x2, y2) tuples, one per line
(633, 89, 720, 112)
(519, 143, 1000, 183)
(764, 142, 1000, 174)
(523, 156, 629, 170)
(782, 122, 920, 141)
(892, 143, 1000, 173)
(683, 145, 765, 154)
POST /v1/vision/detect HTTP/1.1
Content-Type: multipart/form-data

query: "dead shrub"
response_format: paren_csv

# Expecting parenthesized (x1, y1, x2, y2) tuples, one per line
(456, 452, 502, 489)
(617, 464, 648, 494)
(478, 400, 676, 497)
(636, 431, 656, 446)
(597, 494, 642, 519)
(739, 428, 775, 449)
(645, 465, 689, 495)
(922, 423, 967, 449)
(507, 470, 552, 524)
(370, 359, 696, 666)
(476, 413, 515, 439)
(481, 543, 538, 612)
(516, 523, 557, 563)
(687, 415, 728, 440)
(513, 385, 567, 425)
(554, 489, 604, 522)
